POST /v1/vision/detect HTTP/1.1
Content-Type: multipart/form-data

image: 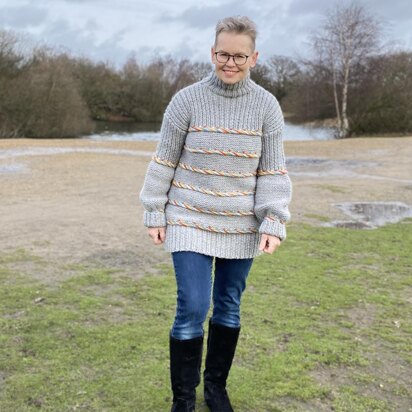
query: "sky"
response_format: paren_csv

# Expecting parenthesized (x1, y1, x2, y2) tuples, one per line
(0, 0, 411, 67)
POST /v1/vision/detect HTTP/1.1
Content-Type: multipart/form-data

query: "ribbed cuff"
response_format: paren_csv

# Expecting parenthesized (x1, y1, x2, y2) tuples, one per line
(143, 210, 166, 227)
(258, 218, 286, 241)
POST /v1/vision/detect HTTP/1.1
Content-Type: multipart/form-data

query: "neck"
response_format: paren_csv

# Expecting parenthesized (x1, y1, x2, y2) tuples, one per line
(202, 70, 255, 98)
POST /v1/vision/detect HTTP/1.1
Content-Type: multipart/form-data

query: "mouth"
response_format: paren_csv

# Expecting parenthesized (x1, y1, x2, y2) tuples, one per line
(222, 69, 239, 75)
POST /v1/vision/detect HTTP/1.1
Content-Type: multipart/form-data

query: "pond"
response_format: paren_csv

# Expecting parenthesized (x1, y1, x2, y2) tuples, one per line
(86, 120, 336, 142)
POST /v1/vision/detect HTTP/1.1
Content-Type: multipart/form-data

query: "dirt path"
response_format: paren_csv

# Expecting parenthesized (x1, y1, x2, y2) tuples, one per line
(1, 137, 411, 283)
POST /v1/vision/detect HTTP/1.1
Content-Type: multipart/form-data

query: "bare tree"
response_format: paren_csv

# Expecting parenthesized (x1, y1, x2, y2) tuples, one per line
(0, 31, 21, 78)
(267, 56, 301, 102)
(250, 62, 275, 96)
(0, 30, 35, 137)
(165, 58, 211, 96)
(311, 2, 382, 137)
(349, 51, 412, 134)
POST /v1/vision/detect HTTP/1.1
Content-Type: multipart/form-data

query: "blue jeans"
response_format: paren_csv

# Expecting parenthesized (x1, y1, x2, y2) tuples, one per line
(170, 251, 254, 340)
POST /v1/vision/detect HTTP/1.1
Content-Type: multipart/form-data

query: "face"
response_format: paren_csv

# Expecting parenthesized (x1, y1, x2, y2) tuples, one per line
(211, 31, 259, 84)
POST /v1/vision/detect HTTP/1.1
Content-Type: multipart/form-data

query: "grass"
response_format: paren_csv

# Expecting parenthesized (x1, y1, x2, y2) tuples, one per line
(303, 213, 330, 222)
(0, 220, 411, 411)
(316, 184, 347, 194)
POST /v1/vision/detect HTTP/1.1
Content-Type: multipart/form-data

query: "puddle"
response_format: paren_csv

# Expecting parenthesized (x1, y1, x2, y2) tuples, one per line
(288, 157, 362, 167)
(0, 152, 410, 184)
(287, 156, 378, 178)
(0, 147, 154, 174)
(287, 157, 411, 183)
(0, 147, 153, 160)
(327, 202, 412, 228)
(0, 163, 28, 174)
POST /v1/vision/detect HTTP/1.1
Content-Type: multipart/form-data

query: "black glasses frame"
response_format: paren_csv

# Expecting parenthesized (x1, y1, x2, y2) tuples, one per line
(214, 52, 249, 66)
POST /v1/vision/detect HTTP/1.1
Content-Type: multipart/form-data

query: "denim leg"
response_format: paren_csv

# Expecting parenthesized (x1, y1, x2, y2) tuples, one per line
(171, 251, 213, 340)
(212, 257, 254, 328)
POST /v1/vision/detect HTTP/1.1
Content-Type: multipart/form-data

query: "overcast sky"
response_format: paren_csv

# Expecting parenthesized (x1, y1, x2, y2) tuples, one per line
(0, 0, 411, 67)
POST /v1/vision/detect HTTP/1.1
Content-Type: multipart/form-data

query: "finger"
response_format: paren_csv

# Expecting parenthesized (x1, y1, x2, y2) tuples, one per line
(264, 236, 280, 254)
(267, 242, 276, 254)
(151, 230, 161, 245)
(159, 228, 166, 242)
(259, 234, 267, 251)
(268, 238, 281, 254)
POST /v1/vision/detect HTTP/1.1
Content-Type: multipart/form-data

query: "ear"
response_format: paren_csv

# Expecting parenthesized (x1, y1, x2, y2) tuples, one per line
(250, 51, 259, 68)
(211, 46, 216, 63)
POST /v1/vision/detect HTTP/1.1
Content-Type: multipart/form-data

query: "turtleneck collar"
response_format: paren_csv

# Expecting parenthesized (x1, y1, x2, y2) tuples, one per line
(201, 70, 256, 98)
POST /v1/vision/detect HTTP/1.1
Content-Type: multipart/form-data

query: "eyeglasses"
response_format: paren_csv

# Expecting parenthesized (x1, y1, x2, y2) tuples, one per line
(214, 52, 249, 66)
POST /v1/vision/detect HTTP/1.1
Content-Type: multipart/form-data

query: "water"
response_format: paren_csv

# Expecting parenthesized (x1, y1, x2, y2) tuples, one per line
(284, 122, 335, 141)
(0, 121, 338, 179)
(327, 202, 412, 229)
(0, 147, 153, 160)
(0, 163, 28, 173)
(86, 121, 336, 142)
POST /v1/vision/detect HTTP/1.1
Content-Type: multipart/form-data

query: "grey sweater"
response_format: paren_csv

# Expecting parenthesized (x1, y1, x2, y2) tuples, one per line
(139, 70, 292, 258)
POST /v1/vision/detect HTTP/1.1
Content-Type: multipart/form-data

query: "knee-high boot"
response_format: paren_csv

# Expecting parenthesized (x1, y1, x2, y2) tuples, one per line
(170, 334, 204, 412)
(203, 319, 240, 412)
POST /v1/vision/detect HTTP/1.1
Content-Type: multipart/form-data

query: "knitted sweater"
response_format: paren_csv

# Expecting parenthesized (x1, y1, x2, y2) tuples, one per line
(139, 70, 292, 259)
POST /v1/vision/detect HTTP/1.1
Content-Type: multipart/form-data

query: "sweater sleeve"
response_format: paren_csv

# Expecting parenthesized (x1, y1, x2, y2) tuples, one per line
(139, 91, 190, 227)
(254, 96, 292, 240)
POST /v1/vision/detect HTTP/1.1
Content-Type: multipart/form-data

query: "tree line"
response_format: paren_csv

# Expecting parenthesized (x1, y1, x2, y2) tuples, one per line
(256, 51, 412, 136)
(0, 3, 411, 138)
(0, 31, 211, 138)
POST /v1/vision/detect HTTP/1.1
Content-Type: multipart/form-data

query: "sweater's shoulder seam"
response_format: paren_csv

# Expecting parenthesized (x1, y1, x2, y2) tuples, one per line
(163, 110, 188, 133)
(260, 89, 284, 135)
(163, 87, 194, 132)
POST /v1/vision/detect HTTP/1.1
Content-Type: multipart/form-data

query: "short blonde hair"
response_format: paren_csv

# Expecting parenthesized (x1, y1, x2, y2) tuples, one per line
(214, 16, 258, 50)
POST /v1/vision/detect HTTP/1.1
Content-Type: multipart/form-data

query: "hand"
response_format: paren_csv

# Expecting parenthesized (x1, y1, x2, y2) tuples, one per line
(259, 234, 281, 254)
(147, 227, 166, 245)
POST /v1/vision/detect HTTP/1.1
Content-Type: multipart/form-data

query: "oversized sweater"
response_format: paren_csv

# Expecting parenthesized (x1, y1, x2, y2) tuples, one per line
(139, 70, 292, 259)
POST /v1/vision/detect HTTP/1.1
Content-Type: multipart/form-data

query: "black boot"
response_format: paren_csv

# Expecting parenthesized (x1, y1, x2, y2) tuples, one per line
(204, 320, 240, 412)
(170, 334, 204, 412)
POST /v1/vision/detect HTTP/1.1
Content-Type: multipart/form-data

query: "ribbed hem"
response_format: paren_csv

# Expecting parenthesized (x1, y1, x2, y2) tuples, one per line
(143, 210, 166, 227)
(164, 225, 263, 259)
(258, 219, 287, 241)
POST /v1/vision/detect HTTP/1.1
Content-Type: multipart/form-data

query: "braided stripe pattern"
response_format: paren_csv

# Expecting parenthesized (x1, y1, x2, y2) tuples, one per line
(140, 70, 292, 256)
(168, 199, 254, 216)
(172, 180, 255, 197)
(178, 162, 257, 177)
(265, 214, 286, 224)
(152, 155, 177, 168)
(167, 219, 258, 234)
(257, 168, 288, 176)
(188, 125, 262, 136)
(183, 145, 259, 158)
(153, 156, 287, 176)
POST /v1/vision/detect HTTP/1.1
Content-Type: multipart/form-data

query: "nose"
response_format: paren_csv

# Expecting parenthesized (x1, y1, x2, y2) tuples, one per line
(225, 56, 236, 66)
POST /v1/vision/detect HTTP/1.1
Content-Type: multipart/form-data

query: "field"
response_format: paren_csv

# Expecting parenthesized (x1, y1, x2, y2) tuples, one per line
(0, 137, 411, 411)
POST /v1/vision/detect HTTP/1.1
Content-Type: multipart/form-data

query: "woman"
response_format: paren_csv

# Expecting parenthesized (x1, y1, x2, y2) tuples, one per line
(140, 15, 292, 412)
